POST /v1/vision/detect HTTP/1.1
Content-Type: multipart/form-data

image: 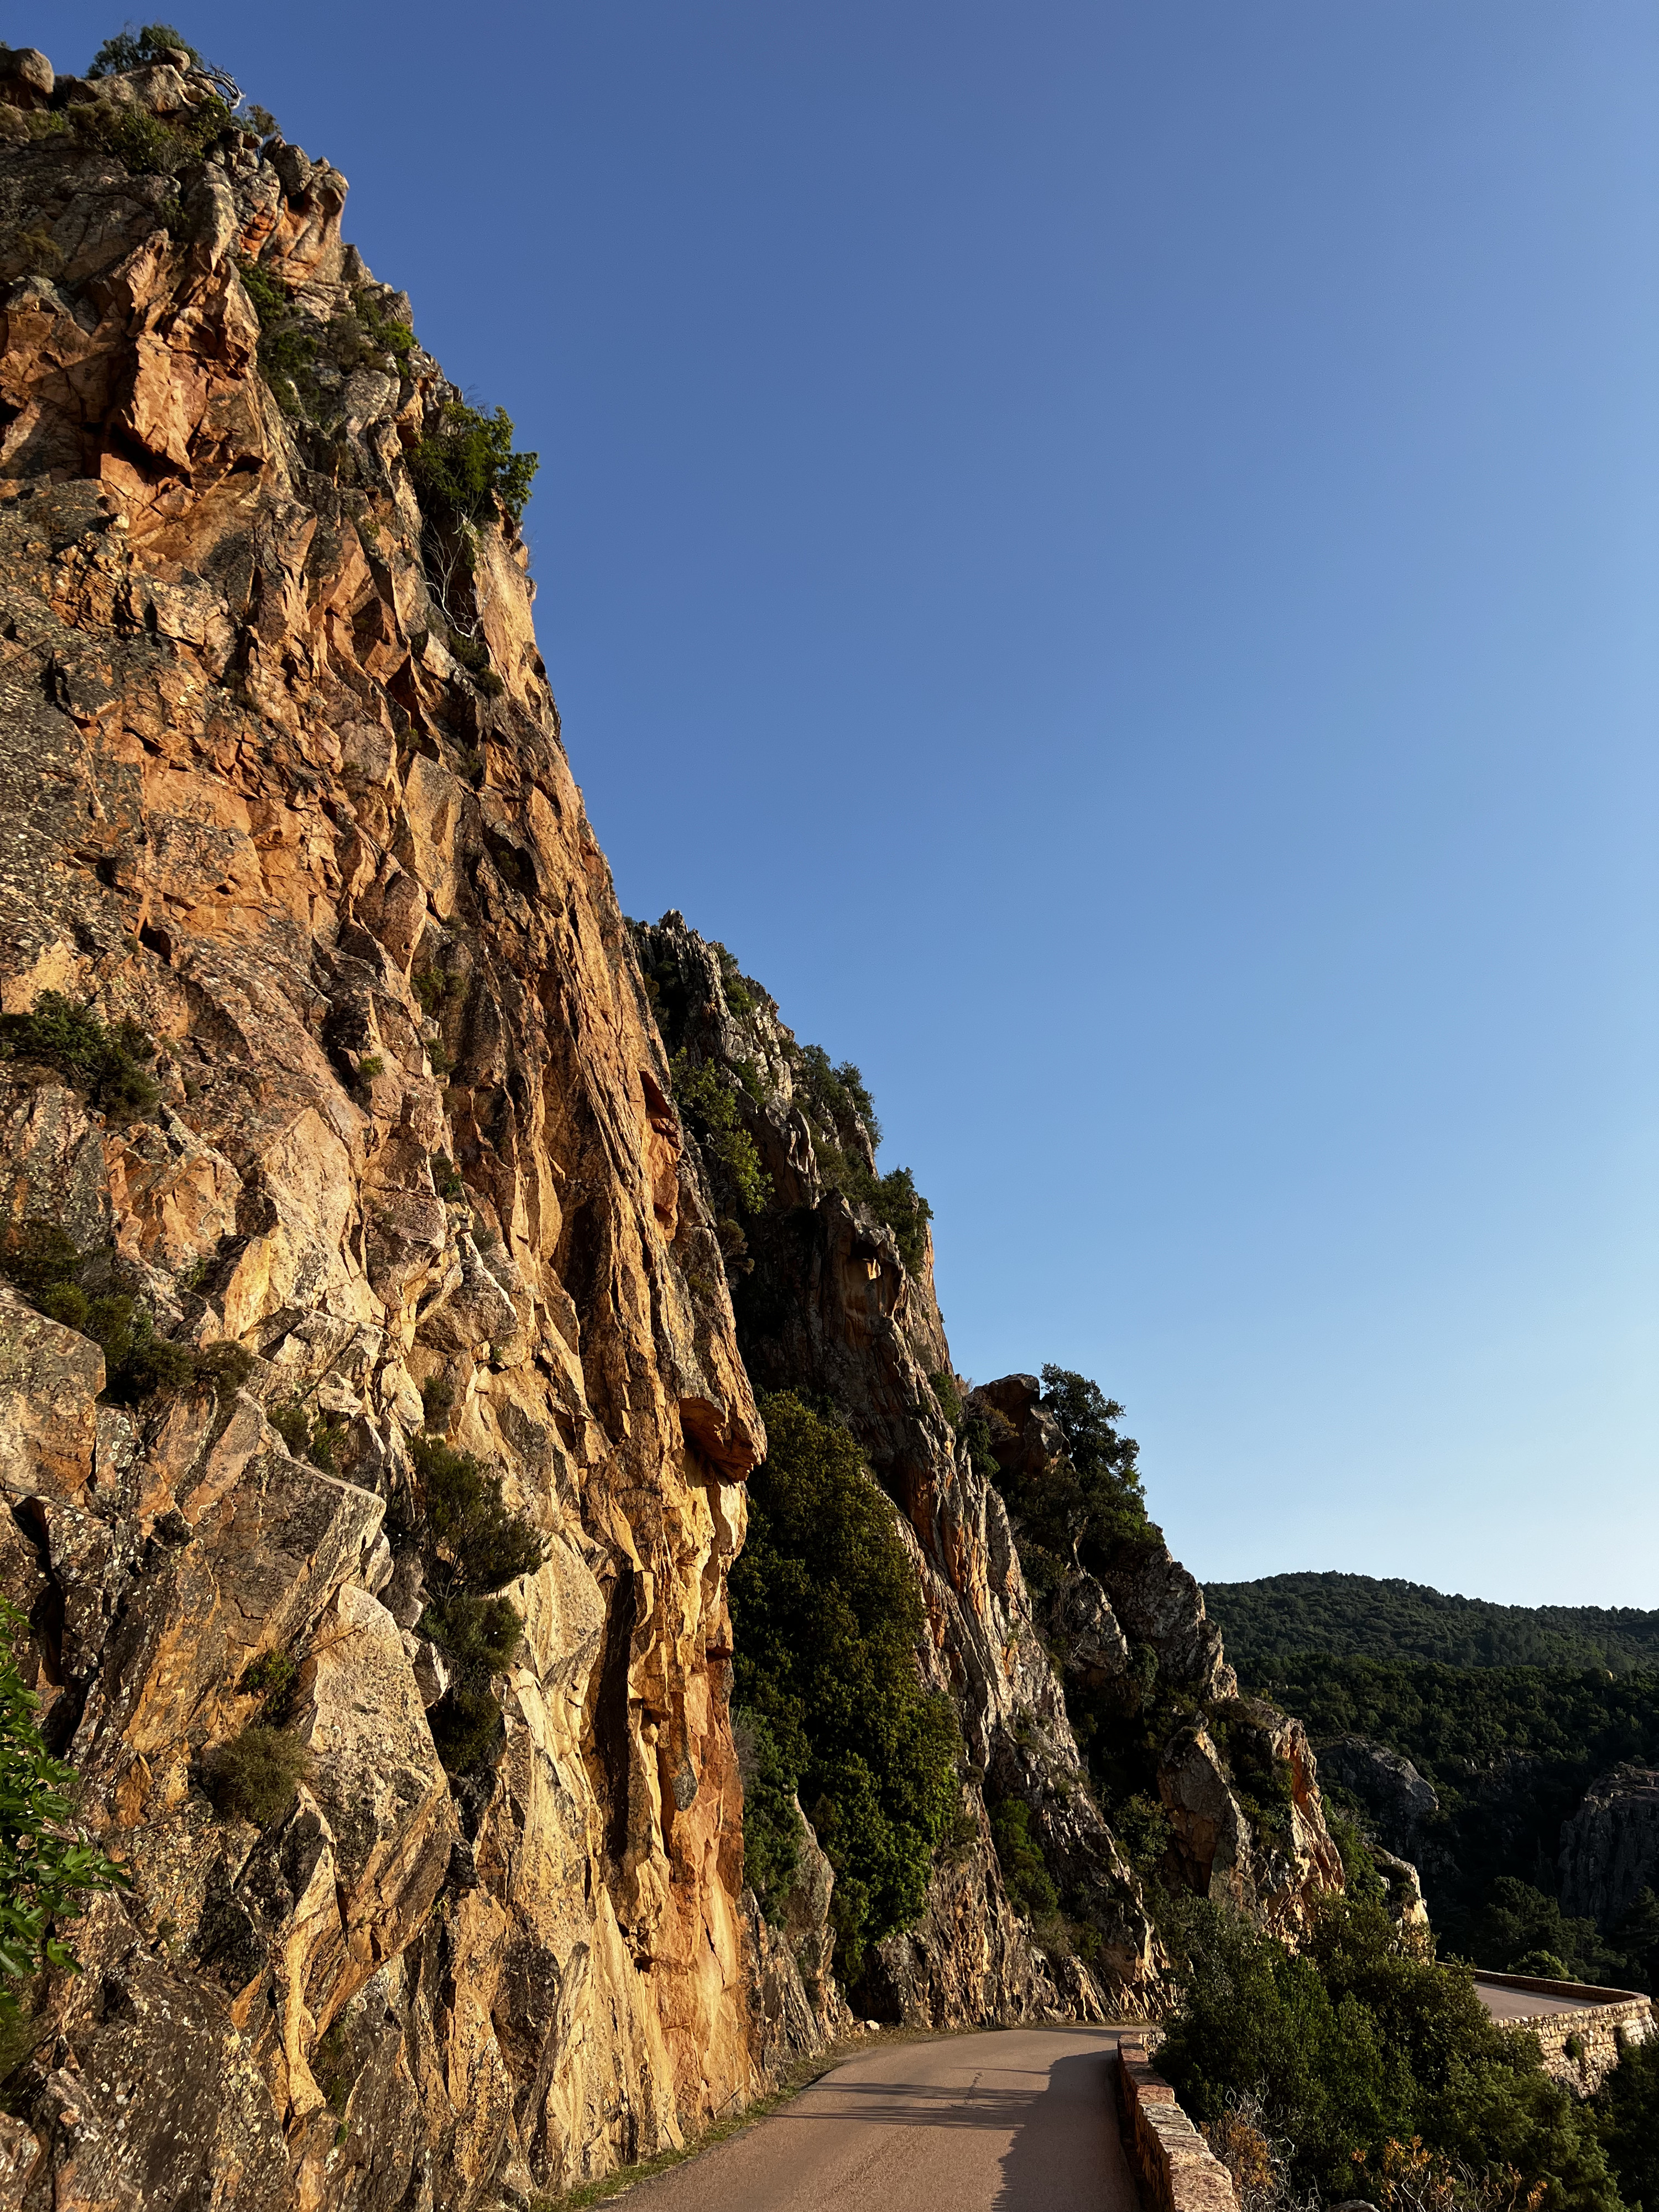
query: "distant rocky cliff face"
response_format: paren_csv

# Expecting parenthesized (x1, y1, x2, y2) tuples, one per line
(0, 43, 1340, 2212)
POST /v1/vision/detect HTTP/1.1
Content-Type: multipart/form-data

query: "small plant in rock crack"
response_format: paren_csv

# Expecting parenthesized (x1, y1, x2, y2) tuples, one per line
(419, 1374, 455, 1432)
(268, 1397, 346, 1474)
(406, 1436, 543, 1775)
(430, 1153, 465, 1202)
(204, 1724, 311, 1828)
(239, 1650, 300, 1726)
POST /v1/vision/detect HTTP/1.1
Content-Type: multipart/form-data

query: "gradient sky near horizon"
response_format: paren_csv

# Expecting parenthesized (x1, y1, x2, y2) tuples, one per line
(36, 1, 1659, 1604)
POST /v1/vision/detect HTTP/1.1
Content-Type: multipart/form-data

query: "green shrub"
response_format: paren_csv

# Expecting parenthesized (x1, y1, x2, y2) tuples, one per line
(239, 1651, 299, 1726)
(419, 1374, 455, 1431)
(430, 1153, 464, 1201)
(928, 1370, 963, 1430)
(0, 992, 159, 1120)
(87, 22, 200, 74)
(1157, 1893, 1620, 2212)
(410, 401, 538, 526)
(669, 1051, 771, 1217)
(267, 1397, 344, 1472)
(989, 1797, 1060, 1921)
(409, 1436, 542, 1595)
(205, 1724, 310, 1828)
(734, 1708, 802, 1922)
(728, 1392, 962, 1973)
(0, 1600, 128, 2015)
(404, 1437, 541, 1775)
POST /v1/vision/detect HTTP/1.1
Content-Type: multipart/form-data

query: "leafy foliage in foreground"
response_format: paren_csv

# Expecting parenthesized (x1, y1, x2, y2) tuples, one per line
(728, 1392, 961, 1971)
(1159, 1894, 1621, 2212)
(0, 1602, 127, 2016)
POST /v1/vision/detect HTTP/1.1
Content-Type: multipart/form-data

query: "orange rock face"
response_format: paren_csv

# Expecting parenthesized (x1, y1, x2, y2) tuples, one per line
(0, 54, 770, 2210)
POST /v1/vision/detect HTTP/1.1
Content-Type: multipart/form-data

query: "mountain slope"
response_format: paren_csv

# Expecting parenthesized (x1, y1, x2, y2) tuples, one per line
(1206, 1570, 1659, 1675)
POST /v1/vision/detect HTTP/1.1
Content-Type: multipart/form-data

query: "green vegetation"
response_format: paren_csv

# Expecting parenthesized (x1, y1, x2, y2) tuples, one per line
(240, 263, 419, 423)
(0, 992, 159, 1120)
(205, 1724, 310, 1827)
(988, 1797, 1059, 1921)
(404, 1436, 542, 1773)
(1244, 1650, 1659, 1979)
(791, 1045, 932, 1275)
(0, 1219, 253, 1407)
(1206, 1571, 1659, 1676)
(0, 1600, 127, 2015)
(973, 1365, 1157, 1611)
(410, 400, 538, 527)
(728, 1392, 962, 1973)
(268, 1397, 346, 1476)
(1597, 2033, 1659, 2211)
(71, 82, 232, 178)
(239, 1650, 299, 1726)
(87, 22, 200, 74)
(733, 1708, 802, 1920)
(1160, 1894, 1620, 2211)
(669, 1050, 771, 1217)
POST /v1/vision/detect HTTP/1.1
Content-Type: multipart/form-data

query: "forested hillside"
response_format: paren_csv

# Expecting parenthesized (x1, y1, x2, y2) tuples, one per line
(1205, 1571, 1659, 1674)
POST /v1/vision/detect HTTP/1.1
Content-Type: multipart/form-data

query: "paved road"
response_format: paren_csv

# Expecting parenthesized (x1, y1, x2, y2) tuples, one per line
(624, 2026, 1142, 2212)
(1474, 1975, 1610, 2021)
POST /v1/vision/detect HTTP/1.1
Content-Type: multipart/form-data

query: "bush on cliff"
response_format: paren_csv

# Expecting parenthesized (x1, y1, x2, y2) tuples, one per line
(0, 1601, 128, 2015)
(87, 22, 201, 74)
(403, 1436, 543, 1775)
(728, 1392, 962, 1973)
(1157, 1893, 1621, 2212)
(0, 992, 159, 1121)
(669, 1050, 771, 1217)
(733, 1708, 802, 1921)
(410, 401, 538, 528)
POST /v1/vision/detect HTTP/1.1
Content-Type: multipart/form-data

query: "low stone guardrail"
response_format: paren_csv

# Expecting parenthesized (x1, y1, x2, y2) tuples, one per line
(1117, 2041, 1240, 2212)
(1474, 1970, 1654, 2096)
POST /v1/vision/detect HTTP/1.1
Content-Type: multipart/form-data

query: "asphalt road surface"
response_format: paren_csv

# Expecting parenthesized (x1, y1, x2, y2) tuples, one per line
(1474, 1975, 1611, 2021)
(623, 2026, 1142, 2212)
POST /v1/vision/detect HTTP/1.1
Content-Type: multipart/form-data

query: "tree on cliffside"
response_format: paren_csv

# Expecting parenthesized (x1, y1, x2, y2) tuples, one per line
(729, 1392, 961, 1972)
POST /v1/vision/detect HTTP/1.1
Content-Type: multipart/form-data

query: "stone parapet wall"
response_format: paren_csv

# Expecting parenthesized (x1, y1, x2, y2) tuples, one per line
(1117, 2042, 1239, 2212)
(1477, 1973, 1655, 2096)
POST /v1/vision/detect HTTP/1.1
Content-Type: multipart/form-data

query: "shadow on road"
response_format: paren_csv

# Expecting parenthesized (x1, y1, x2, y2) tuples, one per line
(994, 2047, 1129, 2212)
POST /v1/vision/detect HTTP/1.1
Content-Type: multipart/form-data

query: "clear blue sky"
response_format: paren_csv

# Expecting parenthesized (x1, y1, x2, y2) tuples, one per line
(38, 3, 1659, 1603)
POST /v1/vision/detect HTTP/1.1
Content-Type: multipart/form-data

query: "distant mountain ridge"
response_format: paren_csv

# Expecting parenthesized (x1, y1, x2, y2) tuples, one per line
(1204, 1571, 1659, 1676)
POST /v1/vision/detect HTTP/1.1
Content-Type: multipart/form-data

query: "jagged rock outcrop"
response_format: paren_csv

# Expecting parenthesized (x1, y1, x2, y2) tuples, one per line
(1315, 1733, 1441, 1860)
(0, 48, 779, 2211)
(633, 916, 1345, 2022)
(1559, 1766, 1659, 1930)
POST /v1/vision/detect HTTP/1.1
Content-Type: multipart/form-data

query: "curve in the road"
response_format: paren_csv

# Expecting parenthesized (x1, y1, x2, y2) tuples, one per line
(620, 2026, 1144, 2212)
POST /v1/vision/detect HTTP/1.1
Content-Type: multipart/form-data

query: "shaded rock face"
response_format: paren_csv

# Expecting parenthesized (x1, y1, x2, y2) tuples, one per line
(1316, 1734, 1440, 1859)
(1559, 1766, 1659, 1931)
(633, 919, 1345, 2021)
(0, 54, 778, 2211)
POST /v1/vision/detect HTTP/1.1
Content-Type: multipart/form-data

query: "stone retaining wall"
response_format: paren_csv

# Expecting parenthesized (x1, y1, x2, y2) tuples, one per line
(1117, 2042, 1239, 2212)
(1476, 1972, 1655, 2096)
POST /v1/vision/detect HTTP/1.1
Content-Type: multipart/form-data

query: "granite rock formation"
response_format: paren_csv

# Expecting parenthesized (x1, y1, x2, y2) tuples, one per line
(1559, 1766, 1659, 1932)
(0, 45, 779, 2211)
(0, 44, 1343, 2211)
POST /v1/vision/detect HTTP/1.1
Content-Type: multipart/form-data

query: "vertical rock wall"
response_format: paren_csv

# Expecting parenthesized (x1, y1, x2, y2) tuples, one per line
(0, 49, 770, 2211)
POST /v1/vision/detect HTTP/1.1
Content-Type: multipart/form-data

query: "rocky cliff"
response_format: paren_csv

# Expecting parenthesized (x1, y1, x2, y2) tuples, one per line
(0, 41, 1340, 2211)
